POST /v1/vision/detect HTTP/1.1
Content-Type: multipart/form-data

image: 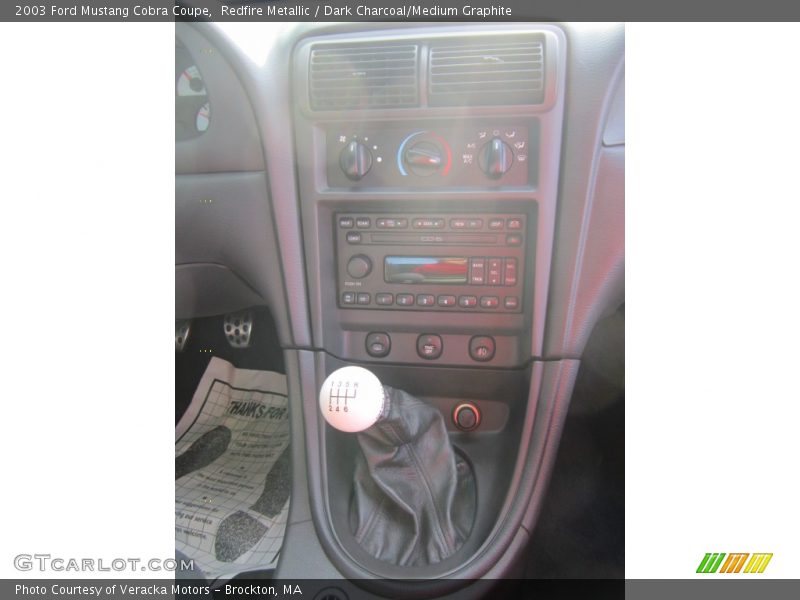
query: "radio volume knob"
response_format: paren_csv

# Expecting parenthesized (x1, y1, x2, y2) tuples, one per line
(478, 137, 513, 179)
(347, 255, 372, 279)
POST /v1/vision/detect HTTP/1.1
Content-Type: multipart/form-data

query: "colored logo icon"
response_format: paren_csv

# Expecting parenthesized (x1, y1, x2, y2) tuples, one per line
(696, 553, 773, 573)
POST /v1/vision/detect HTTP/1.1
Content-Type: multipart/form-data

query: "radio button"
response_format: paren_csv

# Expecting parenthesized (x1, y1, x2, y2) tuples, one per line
(339, 216, 354, 229)
(341, 292, 356, 305)
(507, 218, 523, 230)
(376, 293, 394, 306)
(376, 218, 408, 229)
(506, 233, 523, 246)
(480, 296, 499, 309)
(470, 258, 486, 285)
(437, 295, 457, 307)
(458, 295, 478, 308)
(504, 296, 519, 310)
(356, 217, 371, 229)
(417, 334, 443, 360)
(467, 218, 483, 229)
(416, 294, 435, 307)
(396, 294, 415, 306)
(487, 258, 503, 285)
(366, 332, 391, 358)
(504, 258, 518, 286)
(450, 218, 467, 229)
(488, 218, 504, 230)
(412, 218, 445, 229)
(346, 231, 362, 244)
(357, 293, 371, 305)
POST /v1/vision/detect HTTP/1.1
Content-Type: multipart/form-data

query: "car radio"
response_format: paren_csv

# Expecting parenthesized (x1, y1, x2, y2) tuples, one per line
(335, 213, 527, 313)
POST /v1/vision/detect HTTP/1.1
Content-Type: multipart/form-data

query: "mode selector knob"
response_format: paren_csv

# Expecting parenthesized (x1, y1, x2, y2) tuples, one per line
(478, 137, 513, 179)
(347, 255, 372, 279)
(339, 141, 373, 181)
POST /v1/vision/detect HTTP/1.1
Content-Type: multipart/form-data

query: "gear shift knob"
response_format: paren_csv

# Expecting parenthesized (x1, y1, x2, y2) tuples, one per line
(319, 366, 386, 432)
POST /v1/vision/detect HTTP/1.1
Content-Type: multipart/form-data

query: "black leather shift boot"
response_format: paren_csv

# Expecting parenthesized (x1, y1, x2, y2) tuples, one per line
(349, 386, 476, 566)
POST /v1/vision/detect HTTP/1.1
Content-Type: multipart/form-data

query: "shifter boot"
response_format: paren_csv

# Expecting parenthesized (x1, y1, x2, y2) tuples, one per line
(349, 386, 476, 567)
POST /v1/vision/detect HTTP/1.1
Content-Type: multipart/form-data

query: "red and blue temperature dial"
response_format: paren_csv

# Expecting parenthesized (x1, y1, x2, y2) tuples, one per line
(397, 131, 453, 177)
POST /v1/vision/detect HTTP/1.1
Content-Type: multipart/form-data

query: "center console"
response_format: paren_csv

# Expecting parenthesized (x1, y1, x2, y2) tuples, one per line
(290, 22, 570, 590)
(180, 18, 624, 592)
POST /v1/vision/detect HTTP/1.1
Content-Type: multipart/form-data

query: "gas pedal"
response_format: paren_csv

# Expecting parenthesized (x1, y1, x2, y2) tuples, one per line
(175, 319, 191, 352)
(223, 310, 253, 349)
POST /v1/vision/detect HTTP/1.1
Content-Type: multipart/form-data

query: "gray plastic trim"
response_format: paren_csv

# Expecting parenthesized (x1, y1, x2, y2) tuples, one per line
(175, 23, 264, 174)
(175, 263, 263, 319)
(544, 24, 625, 358)
(603, 73, 625, 147)
(197, 24, 313, 348)
(274, 351, 343, 580)
(175, 170, 294, 343)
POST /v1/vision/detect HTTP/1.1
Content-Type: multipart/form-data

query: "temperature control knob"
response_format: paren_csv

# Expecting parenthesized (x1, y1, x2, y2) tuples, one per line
(404, 141, 443, 177)
(478, 137, 513, 179)
(339, 141, 373, 181)
(319, 366, 386, 432)
(346, 255, 372, 279)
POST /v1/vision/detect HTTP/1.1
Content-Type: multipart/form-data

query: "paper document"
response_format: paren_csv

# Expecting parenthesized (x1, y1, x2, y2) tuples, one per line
(175, 357, 290, 582)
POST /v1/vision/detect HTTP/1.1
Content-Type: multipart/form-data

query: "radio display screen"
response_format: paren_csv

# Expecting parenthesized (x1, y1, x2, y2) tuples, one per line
(384, 256, 468, 284)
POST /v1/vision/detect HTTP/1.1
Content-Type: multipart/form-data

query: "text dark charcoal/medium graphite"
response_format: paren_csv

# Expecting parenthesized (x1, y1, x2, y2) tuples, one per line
(355, 5, 512, 17)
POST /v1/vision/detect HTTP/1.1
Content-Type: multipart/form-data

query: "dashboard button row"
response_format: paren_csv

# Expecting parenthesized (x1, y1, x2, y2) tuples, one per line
(344, 292, 518, 309)
(339, 216, 523, 232)
(364, 332, 497, 363)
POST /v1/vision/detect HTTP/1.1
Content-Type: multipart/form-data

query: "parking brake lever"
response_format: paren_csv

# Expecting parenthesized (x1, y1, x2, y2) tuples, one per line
(319, 366, 475, 566)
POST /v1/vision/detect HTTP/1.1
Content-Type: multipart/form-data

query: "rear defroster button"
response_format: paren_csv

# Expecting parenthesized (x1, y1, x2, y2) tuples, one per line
(417, 334, 443, 360)
(469, 335, 496, 362)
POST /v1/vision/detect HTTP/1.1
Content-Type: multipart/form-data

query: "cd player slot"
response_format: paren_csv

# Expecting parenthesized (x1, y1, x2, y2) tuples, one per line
(369, 232, 499, 245)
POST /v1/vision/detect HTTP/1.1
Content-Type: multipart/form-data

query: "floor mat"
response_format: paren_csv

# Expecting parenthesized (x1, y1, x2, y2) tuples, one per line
(175, 357, 290, 583)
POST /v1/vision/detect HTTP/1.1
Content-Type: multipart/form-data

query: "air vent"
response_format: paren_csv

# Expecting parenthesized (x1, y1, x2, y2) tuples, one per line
(429, 36, 545, 107)
(309, 43, 419, 110)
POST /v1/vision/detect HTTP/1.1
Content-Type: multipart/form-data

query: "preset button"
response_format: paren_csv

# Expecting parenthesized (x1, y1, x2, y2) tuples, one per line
(396, 294, 415, 306)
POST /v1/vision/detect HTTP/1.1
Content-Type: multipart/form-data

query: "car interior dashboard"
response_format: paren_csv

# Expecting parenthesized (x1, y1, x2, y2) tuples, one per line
(176, 20, 624, 595)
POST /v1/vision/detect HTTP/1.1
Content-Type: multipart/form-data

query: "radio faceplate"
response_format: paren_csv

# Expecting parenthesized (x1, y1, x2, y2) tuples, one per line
(336, 213, 527, 313)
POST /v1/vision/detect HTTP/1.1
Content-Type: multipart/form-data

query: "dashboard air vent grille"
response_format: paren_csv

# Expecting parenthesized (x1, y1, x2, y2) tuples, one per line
(310, 43, 419, 110)
(429, 36, 545, 106)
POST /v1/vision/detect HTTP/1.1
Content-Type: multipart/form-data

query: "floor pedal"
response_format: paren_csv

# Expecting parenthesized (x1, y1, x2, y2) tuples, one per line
(176, 319, 191, 352)
(224, 310, 253, 348)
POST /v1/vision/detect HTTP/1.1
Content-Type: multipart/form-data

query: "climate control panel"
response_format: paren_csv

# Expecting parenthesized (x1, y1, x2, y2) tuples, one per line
(326, 121, 537, 188)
